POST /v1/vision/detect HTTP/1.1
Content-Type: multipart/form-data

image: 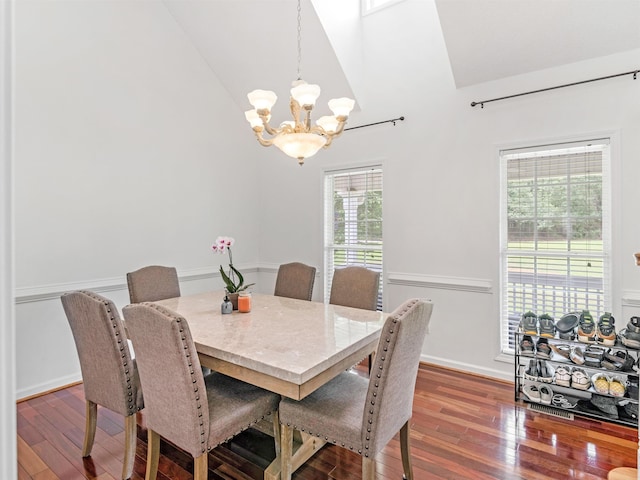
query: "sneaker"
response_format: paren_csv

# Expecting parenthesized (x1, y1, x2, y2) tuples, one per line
(569, 346, 585, 365)
(523, 384, 541, 403)
(602, 350, 634, 371)
(577, 310, 597, 343)
(535, 337, 551, 359)
(539, 385, 553, 405)
(524, 359, 538, 381)
(520, 311, 538, 335)
(571, 368, 591, 390)
(619, 328, 640, 349)
(538, 314, 556, 338)
(592, 372, 610, 394)
(537, 360, 554, 383)
(609, 376, 627, 397)
(597, 312, 616, 346)
(520, 335, 535, 356)
(554, 365, 571, 387)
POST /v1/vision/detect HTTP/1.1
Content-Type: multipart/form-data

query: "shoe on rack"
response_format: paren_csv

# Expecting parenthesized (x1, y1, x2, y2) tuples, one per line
(583, 345, 607, 368)
(523, 384, 541, 403)
(619, 317, 640, 349)
(520, 335, 535, 356)
(556, 313, 579, 341)
(554, 365, 571, 387)
(592, 372, 610, 394)
(550, 343, 571, 360)
(569, 346, 585, 365)
(520, 311, 538, 335)
(609, 376, 627, 397)
(539, 385, 553, 405)
(538, 314, 556, 338)
(602, 350, 634, 371)
(597, 312, 616, 346)
(590, 394, 619, 418)
(571, 368, 591, 390)
(524, 359, 538, 381)
(577, 310, 597, 344)
(535, 337, 551, 359)
(537, 360, 554, 383)
(627, 375, 638, 398)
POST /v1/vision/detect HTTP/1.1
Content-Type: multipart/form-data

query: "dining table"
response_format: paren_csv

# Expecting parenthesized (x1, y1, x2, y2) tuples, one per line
(154, 290, 387, 479)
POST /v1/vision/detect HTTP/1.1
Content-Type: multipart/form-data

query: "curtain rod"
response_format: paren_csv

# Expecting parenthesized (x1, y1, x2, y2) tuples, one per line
(345, 116, 405, 131)
(471, 69, 639, 108)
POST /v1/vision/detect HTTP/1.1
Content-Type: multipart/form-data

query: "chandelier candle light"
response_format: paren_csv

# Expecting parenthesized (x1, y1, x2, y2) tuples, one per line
(244, 0, 355, 165)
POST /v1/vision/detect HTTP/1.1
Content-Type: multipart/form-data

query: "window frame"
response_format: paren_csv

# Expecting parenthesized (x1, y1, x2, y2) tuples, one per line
(499, 137, 613, 354)
(323, 165, 384, 310)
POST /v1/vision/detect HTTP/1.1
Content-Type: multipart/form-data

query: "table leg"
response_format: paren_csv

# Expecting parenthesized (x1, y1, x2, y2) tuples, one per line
(264, 431, 326, 480)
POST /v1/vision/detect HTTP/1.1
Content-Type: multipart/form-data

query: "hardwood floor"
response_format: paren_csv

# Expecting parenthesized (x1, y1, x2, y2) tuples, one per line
(17, 363, 638, 479)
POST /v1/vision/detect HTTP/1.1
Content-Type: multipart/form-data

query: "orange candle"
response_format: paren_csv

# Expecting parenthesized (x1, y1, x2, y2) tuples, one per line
(238, 293, 252, 313)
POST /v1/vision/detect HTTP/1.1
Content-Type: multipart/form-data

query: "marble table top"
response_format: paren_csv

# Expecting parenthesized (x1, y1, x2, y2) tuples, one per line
(154, 291, 387, 387)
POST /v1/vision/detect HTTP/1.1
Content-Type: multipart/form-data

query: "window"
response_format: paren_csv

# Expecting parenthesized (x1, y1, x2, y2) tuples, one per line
(361, 0, 405, 16)
(500, 139, 611, 353)
(324, 166, 383, 310)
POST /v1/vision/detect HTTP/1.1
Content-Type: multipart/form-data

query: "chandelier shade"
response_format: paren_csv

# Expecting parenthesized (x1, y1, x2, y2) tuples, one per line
(244, 0, 354, 165)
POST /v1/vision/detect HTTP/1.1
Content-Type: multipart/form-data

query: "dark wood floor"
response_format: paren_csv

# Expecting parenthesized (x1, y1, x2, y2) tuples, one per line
(17, 363, 638, 479)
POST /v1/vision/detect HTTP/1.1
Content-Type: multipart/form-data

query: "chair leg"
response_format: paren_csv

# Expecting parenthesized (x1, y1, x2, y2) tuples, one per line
(362, 456, 376, 480)
(368, 353, 373, 375)
(122, 414, 137, 480)
(145, 429, 160, 480)
(280, 423, 294, 480)
(82, 400, 97, 457)
(193, 452, 208, 480)
(400, 421, 413, 480)
(272, 410, 281, 457)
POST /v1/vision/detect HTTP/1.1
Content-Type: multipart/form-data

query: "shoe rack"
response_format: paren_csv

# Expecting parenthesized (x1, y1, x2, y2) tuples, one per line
(515, 327, 639, 428)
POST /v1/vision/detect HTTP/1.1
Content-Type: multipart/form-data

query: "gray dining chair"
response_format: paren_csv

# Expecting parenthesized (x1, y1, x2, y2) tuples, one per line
(122, 302, 281, 480)
(330, 266, 381, 372)
(279, 298, 433, 480)
(274, 262, 317, 301)
(61, 290, 144, 480)
(329, 266, 380, 311)
(126, 265, 180, 303)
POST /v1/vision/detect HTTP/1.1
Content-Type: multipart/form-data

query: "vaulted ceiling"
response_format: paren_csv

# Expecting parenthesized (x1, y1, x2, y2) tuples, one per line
(163, 0, 640, 114)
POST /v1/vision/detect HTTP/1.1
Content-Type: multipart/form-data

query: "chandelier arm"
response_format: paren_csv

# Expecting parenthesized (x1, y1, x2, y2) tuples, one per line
(261, 120, 282, 137)
(253, 129, 275, 147)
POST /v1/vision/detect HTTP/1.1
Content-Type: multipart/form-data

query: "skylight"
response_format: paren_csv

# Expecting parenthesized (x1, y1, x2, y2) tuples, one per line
(362, 0, 405, 16)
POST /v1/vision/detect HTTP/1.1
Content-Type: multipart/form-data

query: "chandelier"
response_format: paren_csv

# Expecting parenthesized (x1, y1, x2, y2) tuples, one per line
(244, 0, 355, 165)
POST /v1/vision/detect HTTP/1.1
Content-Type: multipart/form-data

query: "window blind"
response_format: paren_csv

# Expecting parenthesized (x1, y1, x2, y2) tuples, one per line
(499, 139, 611, 353)
(324, 166, 383, 310)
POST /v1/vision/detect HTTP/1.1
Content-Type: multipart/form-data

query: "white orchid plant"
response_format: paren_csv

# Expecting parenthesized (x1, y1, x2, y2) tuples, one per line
(211, 236, 254, 293)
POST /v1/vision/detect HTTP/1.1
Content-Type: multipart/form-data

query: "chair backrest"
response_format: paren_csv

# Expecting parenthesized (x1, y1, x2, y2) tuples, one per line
(122, 302, 209, 458)
(126, 265, 180, 303)
(329, 266, 380, 311)
(60, 290, 143, 416)
(362, 298, 433, 455)
(274, 262, 317, 301)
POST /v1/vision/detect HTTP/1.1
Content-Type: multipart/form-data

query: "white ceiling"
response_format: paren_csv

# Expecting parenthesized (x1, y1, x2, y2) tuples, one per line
(163, 0, 640, 109)
(435, 0, 640, 87)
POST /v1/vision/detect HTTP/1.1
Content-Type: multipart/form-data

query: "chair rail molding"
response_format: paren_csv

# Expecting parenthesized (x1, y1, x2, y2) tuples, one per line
(14, 265, 259, 304)
(388, 272, 493, 294)
(622, 290, 640, 308)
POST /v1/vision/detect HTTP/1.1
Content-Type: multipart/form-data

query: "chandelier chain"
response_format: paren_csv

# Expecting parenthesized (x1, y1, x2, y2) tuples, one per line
(296, 0, 302, 80)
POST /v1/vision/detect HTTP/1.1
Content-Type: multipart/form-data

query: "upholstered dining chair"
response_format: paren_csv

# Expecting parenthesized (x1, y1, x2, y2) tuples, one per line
(330, 266, 381, 372)
(126, 265, 180, 303)
(274, 262, 317, 301)
(61, 290, 144, 480)
(122, 302, 281, 480)
(329, 266, 380, 311)
(279, 298, 433, 480)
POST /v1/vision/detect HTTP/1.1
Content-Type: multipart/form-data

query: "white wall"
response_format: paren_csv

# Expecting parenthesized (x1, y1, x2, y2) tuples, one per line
(255, 0, 640, 380)
(14, 1, 261, 398)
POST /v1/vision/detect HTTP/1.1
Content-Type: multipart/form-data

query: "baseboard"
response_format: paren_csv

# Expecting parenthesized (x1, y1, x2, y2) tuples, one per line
(420, 353, 512, 382)
(16, 373, 83, 401)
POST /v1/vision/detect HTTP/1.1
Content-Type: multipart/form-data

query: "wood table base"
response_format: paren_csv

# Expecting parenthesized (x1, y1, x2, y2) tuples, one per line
(264, 430, 325, 480)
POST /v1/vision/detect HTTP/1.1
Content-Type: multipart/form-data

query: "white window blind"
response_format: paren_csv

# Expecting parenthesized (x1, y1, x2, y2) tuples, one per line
(324, 166, 383, 310)
(500, 139, 611, 353)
